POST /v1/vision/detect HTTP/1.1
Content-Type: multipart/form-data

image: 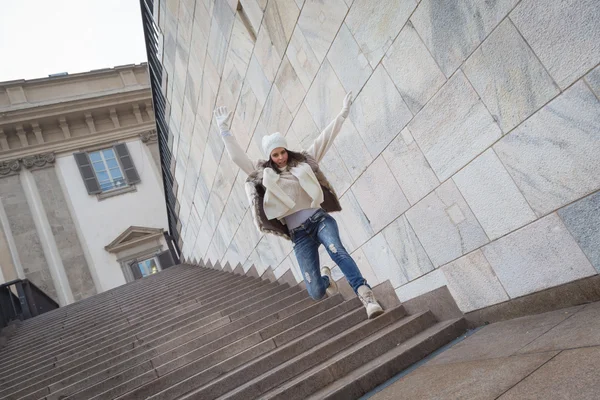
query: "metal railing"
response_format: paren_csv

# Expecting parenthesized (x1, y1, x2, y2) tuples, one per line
(139, 0, 181, 253)
(0, 279, 59, 329)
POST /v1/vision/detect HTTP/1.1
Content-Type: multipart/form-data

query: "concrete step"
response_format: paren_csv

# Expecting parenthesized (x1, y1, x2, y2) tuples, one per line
(43, 287, 307, 400)
(0, 273, 262, 379)
(62, 294, 338, 400)
(0, 272, 256, 371)
(0, 263, 468, 400)
(0, 275, 262, 386)
(10, 265, 199, 332)
(0, 280, 286, 399)
(10, 264, 191, 326)
(6, 265, 205, 332)
(176, 305, 408, 400)
(303, 318, 467, 400)
(12, 267, 221, 335)
(0, 267, 219, 351)
(113, 296, 357, 400)
(142, 299, 367, 400)
(221, 310, 437, 400)
(3, 286, 301, 393)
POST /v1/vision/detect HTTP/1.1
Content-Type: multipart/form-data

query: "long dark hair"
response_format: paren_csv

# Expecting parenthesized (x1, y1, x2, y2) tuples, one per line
(266, 149, 305, 174)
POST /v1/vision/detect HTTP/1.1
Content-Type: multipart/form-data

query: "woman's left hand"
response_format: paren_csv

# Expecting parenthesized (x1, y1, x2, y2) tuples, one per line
(341, 91, 353, 118)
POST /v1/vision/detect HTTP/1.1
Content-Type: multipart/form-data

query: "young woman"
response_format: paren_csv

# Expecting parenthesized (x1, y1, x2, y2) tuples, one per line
(213, 93, 383, 318)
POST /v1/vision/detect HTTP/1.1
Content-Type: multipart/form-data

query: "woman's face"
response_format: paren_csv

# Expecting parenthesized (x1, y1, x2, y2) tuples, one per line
(270, 147, 288, 168)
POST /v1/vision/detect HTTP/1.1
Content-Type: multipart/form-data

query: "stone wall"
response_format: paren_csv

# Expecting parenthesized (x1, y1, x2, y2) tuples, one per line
(33, 167, 97, 301)
(159, 0, 600, 312)
(0, 223, 18, 283)
(0, 175, 57, 301)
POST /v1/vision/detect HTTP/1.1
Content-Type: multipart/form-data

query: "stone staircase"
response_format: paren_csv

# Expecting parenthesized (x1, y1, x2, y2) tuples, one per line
(0, 263, 466, 400)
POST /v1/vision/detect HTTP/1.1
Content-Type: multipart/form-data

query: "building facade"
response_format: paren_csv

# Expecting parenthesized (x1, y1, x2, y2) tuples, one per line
(143, 0, 600, 314)
(0, 64, 173, 306)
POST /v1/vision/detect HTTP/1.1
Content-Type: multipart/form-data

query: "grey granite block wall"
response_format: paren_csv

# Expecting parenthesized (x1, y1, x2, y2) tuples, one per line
(558, 192, 600, 273)
(159, 0, 600, 312)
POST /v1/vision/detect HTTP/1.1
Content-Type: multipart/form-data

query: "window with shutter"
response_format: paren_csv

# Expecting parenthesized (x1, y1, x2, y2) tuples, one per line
(129, 260, 143, 280)
(88, 148, 127, 192)
(74, 152, 102, 194)
(75, 143, 141, 196)
(157, 250, 176, 269)
(114, 143, 141, 185)
(129, 257, 162, 280)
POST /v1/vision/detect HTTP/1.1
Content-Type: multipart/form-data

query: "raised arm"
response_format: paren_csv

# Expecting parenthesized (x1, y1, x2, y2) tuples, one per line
(214, 106, 256, 176)
(306, 92, 353, 162)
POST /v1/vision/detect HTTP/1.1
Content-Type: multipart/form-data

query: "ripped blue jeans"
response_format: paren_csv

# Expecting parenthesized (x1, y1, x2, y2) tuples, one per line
(290, 209, 368, 300)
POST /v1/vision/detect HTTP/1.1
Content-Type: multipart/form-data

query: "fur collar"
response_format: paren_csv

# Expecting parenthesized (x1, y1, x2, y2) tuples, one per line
(245, 152, 342, 240)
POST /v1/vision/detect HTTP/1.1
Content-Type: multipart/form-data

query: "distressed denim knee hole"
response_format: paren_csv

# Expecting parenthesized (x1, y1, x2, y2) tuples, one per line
(304, 271, 312, 283)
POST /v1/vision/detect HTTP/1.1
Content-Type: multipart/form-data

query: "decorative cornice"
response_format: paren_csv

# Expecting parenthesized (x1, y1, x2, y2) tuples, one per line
(0, 152, 56, 177)
(0, 123, 154, 162)
(0, 89, 152, 126)
(22, 152, 56, 170)
(140, 129, 158, 144)
(0, 159, 21, 176)
(105, 226, 165, 253)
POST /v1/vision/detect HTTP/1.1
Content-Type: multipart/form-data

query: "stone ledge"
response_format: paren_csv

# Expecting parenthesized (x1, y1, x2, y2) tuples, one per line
(465, 274, 600, 328)
(402, 286, 464, 322)
(96, 185, 137, 201)
(397, 273, 600, 329)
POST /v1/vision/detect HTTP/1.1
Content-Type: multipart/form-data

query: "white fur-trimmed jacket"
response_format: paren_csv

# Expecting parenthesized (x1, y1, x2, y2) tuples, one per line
(222, 112, 347, 240)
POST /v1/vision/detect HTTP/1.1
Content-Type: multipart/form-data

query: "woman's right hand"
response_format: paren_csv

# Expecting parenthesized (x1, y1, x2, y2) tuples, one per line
(214, 106, 233, 132)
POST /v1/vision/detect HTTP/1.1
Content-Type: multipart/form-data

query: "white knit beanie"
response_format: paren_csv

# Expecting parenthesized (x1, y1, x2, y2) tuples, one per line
(261, 132, 288, 158)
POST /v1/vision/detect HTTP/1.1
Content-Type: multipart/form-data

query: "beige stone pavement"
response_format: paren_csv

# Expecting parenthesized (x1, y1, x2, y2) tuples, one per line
(368, 301, 600, 400)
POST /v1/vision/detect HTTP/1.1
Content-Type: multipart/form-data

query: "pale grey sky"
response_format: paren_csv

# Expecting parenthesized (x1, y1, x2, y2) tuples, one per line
(0, 0, 148, 82)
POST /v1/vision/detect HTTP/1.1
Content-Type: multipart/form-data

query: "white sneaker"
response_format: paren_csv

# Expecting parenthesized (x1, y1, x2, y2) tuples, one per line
(320, 266, 339, 297)
(357, 285, 384, 319)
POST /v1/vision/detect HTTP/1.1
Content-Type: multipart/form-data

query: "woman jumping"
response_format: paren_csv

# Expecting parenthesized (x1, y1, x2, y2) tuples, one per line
(213, 92, 383, 319)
